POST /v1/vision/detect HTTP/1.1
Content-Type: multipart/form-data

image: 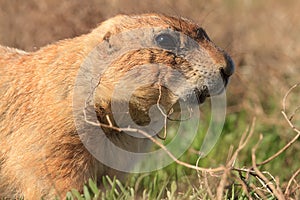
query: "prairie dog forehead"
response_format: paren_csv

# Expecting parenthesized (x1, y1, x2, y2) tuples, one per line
(93, 14, 200, 40)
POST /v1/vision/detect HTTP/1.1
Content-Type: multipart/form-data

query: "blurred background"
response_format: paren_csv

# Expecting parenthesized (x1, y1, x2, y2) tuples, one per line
(1, 0, 299, 197)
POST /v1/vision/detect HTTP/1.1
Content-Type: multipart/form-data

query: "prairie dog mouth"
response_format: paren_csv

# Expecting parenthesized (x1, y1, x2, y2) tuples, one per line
(193, 86, 209, 104)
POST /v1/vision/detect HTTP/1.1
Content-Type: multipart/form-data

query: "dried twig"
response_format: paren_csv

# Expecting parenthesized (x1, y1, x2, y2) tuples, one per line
(106, 115, 113, 127)
(156, 84, 168, 140)
(215, 118, 256, 199)
(250, 182, 268, 199)
(216, 167, 230, 200)
(251, 134, 285, 200)
(227, 117, 256, 168)
(203, 172, 215, 200)
(282, 83, 300, 113)
(121, 125, 226, 173)
(257, 110, 300, 166)
(289, 106, 300, 121)
(257, 83, 300, 166)
(284, 168, 300, 196)
(234, 172, 253, 200)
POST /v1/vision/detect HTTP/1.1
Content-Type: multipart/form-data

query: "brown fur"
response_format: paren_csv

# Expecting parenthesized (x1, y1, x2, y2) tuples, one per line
(0, 13, 233, 199)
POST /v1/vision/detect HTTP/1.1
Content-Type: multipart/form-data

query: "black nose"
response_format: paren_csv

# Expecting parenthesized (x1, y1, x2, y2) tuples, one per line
(221, 54, 235, 77)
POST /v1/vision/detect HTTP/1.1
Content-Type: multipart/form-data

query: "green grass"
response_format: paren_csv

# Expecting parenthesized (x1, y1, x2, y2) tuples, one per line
(65, 102, 300, 199)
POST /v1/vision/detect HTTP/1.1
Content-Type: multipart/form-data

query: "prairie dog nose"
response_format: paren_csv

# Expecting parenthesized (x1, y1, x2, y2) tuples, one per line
(221, 53, 235, 77)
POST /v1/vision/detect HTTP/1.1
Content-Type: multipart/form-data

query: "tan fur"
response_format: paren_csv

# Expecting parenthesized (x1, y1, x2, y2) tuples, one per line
(0, 13, 233, 199)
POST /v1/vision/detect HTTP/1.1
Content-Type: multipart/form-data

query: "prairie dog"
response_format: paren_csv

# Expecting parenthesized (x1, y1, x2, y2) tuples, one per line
(0, 13, 234, 199)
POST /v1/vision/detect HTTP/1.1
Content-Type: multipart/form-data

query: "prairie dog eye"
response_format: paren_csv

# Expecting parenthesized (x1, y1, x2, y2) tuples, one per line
(155, 33, 178, 50)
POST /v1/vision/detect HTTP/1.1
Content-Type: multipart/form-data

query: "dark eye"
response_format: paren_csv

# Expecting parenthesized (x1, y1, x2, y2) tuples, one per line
(155, 33, 177, 50)
(196, 28, 211, 41)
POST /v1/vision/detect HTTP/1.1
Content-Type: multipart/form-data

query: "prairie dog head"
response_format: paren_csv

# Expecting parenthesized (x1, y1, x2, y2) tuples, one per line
(78, 13, 234, 128)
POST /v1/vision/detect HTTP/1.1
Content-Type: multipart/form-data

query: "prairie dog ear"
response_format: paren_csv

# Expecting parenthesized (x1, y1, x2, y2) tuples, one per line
(103, 31, 111, 42)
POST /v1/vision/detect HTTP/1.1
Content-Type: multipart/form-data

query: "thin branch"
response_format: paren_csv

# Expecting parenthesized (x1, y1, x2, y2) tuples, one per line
(226, 117, 256, 167)
(250, 183, 268, 199)
(235, 172, 253, 200)
(225, 145, 234, 165)
(289, 106, 300, 121)
(216, 168, 229, 200)
(284, 168, 300, 196)
(251, 184, 265, 198)
(251, 134, 285, 200)
(282, 83, 300, 113)
(257, 109, 300, 167)
(156, 84, 168, 140)
(106, 115, 113, 127)
(257, 83, 300, 166)
(215, 118, 256, 199)
(290, 186, 300, 197)
(119, 126, 225, 173)
(203, 172, 215, 200)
